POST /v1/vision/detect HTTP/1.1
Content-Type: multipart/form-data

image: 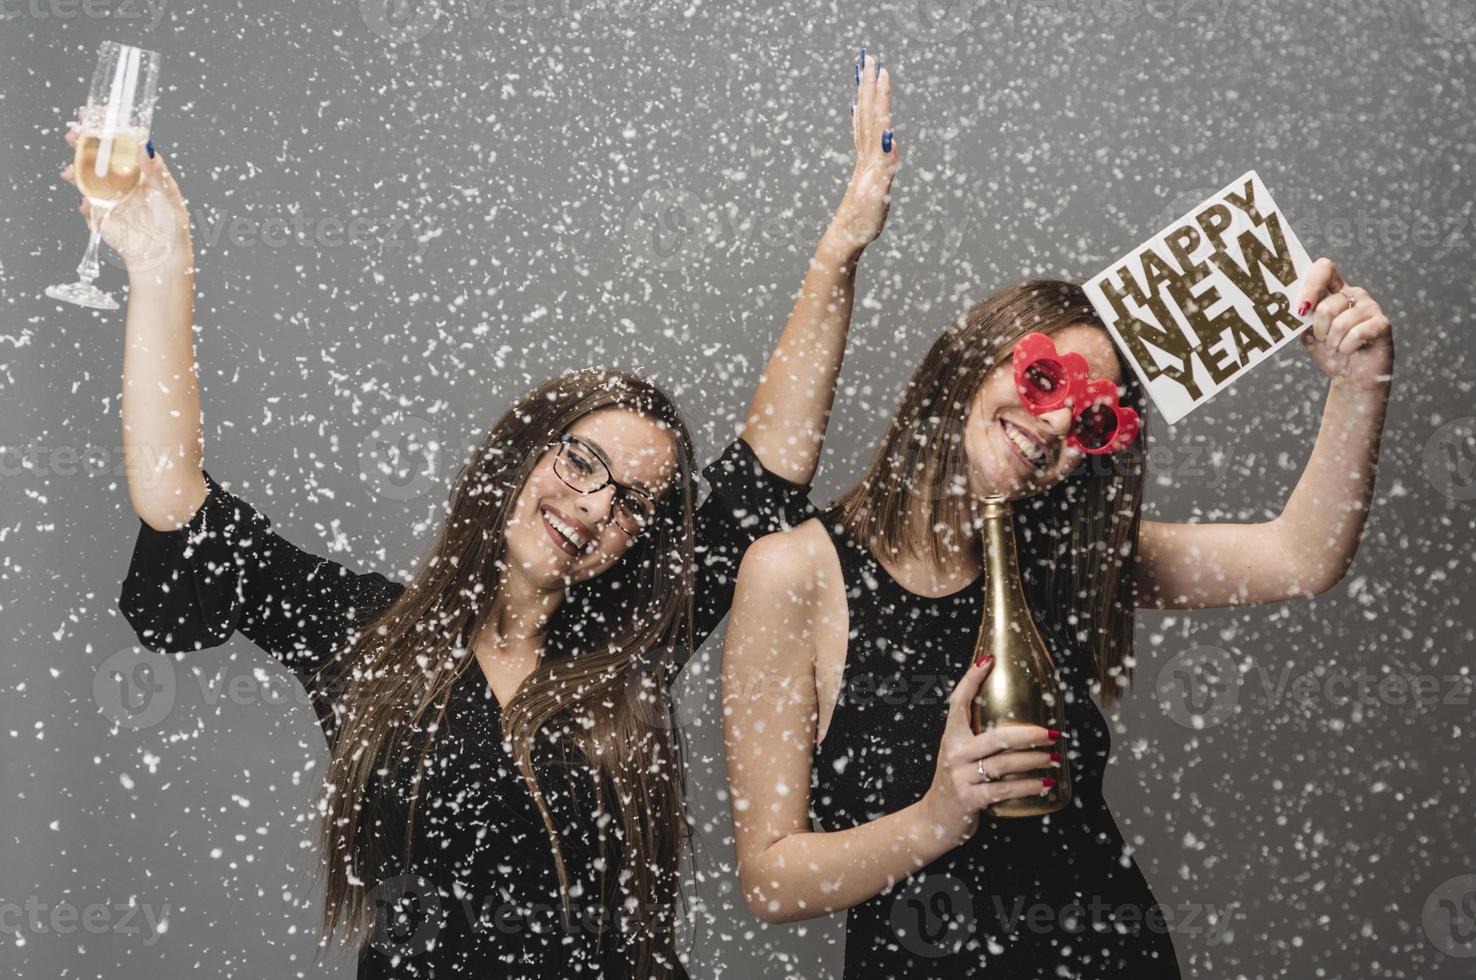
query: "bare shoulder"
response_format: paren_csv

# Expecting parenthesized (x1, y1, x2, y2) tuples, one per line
(736, 516, 841, 601)
(730, 518, 848, 675)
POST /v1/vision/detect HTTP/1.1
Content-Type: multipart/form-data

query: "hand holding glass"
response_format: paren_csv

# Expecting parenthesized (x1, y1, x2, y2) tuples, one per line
(47, 42, 161, 311)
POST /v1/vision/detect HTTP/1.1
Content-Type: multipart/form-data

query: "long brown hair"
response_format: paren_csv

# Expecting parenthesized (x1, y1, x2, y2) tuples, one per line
(831, 279, 1149, 706)
(318, 369, 697, 978)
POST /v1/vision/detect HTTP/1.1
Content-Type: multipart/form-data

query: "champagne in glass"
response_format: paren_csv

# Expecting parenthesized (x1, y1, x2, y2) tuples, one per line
(74, 125, 146, 203)
(46, 42, 161, 311)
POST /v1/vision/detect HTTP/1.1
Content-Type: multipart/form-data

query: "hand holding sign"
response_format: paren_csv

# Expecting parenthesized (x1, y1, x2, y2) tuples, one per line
(1296, 258, 1395, 391)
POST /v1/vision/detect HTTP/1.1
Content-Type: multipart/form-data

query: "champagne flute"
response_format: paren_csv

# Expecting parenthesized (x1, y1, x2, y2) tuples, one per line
(46, 41, 162, 311)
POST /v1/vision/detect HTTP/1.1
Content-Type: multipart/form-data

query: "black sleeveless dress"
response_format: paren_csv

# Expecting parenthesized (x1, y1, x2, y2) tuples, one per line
(810, 507, 1183, 980)
(117, 437, 815, 979)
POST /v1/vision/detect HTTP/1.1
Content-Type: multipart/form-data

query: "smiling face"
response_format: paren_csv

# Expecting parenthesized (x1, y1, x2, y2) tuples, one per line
(962, 322, 1126, 500)
(502, 406, 679, 590)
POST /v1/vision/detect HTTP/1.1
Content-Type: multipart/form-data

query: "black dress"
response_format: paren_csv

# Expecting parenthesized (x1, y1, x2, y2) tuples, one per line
(117, 437, 815, 980)
(809, 507, 1183, 980)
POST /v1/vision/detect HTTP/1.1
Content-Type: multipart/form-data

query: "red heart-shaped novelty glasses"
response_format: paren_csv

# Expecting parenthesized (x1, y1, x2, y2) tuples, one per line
(1011, 332, 1140, 456)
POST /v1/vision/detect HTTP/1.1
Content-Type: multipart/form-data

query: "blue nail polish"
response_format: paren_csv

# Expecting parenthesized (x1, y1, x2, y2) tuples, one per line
(860, 47, 866, 65)
(877, 61, 883, 77)
(146, 139, 155, 159)
(882, 130, 893, 153)
(855, 63, 860, 86)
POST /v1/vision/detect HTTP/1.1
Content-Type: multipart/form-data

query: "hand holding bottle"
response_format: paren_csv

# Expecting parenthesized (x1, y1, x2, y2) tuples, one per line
(922, 654, 1063, 845)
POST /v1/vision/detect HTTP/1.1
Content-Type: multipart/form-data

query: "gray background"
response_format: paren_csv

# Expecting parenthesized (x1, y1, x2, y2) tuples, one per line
(3, 0, 1474, 976)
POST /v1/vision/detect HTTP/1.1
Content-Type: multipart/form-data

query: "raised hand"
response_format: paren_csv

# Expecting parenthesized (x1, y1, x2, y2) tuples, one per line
(828, 48, 901, 252)
(61, 112, 193, 275)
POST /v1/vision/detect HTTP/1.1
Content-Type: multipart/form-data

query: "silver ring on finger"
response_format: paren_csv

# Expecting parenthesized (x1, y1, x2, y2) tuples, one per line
(1342, 289, 1358, 311)
(976, 759, 992, 782)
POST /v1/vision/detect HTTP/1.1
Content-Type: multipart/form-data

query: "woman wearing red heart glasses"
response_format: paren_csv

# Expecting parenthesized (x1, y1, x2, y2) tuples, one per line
(723, 265, 1393, 978)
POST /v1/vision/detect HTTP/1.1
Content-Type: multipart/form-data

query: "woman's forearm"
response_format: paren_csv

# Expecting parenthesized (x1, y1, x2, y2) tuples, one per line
(740, 793, 956, 924)
(121, 254, 207, 530)
(1273, 377, 1391, 592)
(740, 229, 863, 486)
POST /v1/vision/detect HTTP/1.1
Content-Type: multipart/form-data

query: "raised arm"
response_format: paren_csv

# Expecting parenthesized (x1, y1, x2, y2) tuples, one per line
(61, 124, 204, 530)
(723, 526, 1056, 923)
(738, 50, 900, 485)
(1134, 258, 1394, 609)
(64, 131, 404, 674)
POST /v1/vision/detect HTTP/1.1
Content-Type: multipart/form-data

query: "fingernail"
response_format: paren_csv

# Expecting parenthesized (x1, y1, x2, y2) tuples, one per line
(1047, 728, 1061, 740)
(860, 47, 866, 65)
(146, 140, 155, 159)
(877, 60, 883, 77)
(850, 100, 855, 116)
(1042, 777, 1056, 788)
(1297, 300, 1310, 317)
(974, 652, 992, 667)
(1049, 752, 1062, 762)
(855, 63, 860, 86)
(881, 129, 893, 153)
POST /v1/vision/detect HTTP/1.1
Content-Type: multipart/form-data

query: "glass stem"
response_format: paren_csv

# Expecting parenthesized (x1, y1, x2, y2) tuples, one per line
(76, 203, 112, 284)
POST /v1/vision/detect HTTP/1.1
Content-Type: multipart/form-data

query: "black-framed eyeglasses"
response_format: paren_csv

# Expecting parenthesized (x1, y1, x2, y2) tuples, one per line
(548, 434, 657, 538)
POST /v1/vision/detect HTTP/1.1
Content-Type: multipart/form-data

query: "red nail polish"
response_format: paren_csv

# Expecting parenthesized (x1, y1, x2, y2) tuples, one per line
(1042, 777, 1056, 788)
(1049, 751, 1062, 762)
(1047, 728, 1061, 740)
(974, 652, 992, 667)
(1297, 301, 1310, 317)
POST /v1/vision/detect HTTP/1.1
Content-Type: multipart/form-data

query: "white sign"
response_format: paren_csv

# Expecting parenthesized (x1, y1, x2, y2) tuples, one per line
(1083, 171, 1313, 425)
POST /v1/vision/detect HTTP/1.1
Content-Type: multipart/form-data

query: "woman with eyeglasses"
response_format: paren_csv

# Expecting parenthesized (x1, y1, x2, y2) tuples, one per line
(85, 51, 900, 980)
(723, 269, 1393, 977)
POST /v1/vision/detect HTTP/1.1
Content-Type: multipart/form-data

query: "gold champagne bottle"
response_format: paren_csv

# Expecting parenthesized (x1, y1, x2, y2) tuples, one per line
(969, 493, 1071, 817)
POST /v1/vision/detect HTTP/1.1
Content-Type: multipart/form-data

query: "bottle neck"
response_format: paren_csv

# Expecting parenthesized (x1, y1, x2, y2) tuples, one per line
(978, 496, 1028, 608)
